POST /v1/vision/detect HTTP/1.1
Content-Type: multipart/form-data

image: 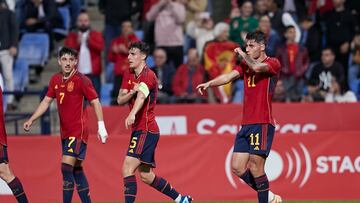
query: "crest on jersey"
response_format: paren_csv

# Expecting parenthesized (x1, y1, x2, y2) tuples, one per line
(67, 81, 74, 92)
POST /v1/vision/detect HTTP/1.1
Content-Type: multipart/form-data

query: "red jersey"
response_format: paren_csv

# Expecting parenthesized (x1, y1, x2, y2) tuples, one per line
(121, 66, 159, 133)
(0, 87, 7, 146)
(234, 57, 281, 125)
(46, 71, 98, 142)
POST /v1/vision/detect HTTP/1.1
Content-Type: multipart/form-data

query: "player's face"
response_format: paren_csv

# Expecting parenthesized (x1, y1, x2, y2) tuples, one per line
(58, 54, 77, 75)
(245, 39, 264, 59)
(128, 48, 145, 69)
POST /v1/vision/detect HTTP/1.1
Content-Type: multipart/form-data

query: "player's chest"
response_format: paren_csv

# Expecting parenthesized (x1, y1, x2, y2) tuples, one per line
(244, 71, 267, 91)
(126, 76, 144, 90)
(54, 80, 81, 103)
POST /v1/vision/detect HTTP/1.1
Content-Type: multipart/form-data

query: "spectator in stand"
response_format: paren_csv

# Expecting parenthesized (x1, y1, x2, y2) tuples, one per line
(203, 22, 239, 103)
(0, 0, 18, 110)
(276, 25, 309, 102)
(98, 0, 136, 63)
(151, 48, 176, 104)
(299, 16, 323, 65)
(322, 0, 359, 76)
(257, 14, 281, 57)
(183, 0, 207, 52)
(305, 47, 345, 102)
(64, 10, 104, 95)
(264, 0, 301, 43)
(186, 12, 214, 58)
(21, 0, 63, 51)
(348, 32, 360, 100)
(172, 48, 206, 103)
(325, 77, 357, 102)
(146, 0, 186, 69)
(230, 0, 259, 46)
(108, 20, 139, 105)
(254, 0, 267, 19)
(281, 0, 307, 22)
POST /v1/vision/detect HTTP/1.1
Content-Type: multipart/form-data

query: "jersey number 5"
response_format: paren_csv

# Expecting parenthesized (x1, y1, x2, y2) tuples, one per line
(128, 137, 138, 153)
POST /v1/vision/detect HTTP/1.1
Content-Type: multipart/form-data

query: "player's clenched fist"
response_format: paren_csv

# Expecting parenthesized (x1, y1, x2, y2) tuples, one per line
(125, 113, 135, 129)
(196, 82, 210, 95)
(23, 120, 33, 132)
(97, 121, 108, 144)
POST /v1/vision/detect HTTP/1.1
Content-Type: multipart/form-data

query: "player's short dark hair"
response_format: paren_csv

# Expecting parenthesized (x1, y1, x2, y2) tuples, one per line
(129, 41, 150, 59)
(285, 25, 295, 32)
(322, 46, 335, 55)
(246, 30, 266, 45)
(58, 46, 78, 58)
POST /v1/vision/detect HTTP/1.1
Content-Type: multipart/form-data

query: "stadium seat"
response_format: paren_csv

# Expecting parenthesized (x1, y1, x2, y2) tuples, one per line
(146, 56, 155, 67)
(100, 83, 113, 106)
(13, 58, 29, 91)
(18, 33, 49, 66)
(53, 6, 71, 36)
(105, 62, 114, 83)
(135, 30, 144, 40)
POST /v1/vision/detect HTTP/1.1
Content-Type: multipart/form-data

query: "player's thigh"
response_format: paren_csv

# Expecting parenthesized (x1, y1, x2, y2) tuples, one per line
(62, 155, 77, 166)
(122, 155, 141, 177)
(138, 163, 155, 184)
(231, 152, 250, 176)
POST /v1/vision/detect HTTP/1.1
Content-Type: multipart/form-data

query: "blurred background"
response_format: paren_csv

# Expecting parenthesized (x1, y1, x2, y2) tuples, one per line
(0, 0, 359, 202)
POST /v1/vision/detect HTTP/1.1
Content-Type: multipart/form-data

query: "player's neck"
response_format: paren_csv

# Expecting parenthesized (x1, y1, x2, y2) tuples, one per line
(63, 69, 76, 81)
(256, 53, 268, 62)
(134, 62, 146, 77)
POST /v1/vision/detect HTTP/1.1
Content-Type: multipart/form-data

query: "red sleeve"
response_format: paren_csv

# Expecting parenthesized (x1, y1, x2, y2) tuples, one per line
(121, 71, 130, 90)
(81, 76, 98, 101)
(46, 76, 56, 98)
(64, 33, 80, 50)
(88, 31, 104, 52)
(264, 57, 281, 75)
(233, 61, 245, 77)
(142, 72, 157, 91)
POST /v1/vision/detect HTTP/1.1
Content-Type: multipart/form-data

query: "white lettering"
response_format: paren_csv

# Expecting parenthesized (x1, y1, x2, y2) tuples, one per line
(339, 156, 355, 173)
(280, 124, 301, 133)
(217, 125, 239, 134)
(316, 156, 328, 174)
(197, 119, 215, 135)
(328, 156, 341, 173)
(301, 124, 317, 133)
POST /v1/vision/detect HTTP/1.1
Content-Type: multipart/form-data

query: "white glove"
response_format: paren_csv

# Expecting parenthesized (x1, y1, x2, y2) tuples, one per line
(97, 121, 108, 144)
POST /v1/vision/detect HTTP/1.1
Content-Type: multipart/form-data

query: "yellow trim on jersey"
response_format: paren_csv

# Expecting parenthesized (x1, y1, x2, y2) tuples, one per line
(139, 82, 149, 97)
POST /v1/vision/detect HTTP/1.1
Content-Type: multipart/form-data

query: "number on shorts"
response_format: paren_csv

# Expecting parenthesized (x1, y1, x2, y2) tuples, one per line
(249, 133, 260, 146)
(68, 137, 76, 148)
(128, 137, 138, 153)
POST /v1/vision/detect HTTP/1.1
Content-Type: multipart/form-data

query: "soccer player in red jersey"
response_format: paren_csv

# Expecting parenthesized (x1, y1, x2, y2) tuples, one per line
(0, 87, 28, 202)
(23, 47, 108, 203)
(197, 30, 282, 203)
(117, 41, 192, 203)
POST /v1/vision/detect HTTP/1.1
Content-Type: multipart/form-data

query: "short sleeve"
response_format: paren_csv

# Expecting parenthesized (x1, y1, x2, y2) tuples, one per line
(139, 72, 157, 97)
(46, 76, 56, 98)
(81, 76, 98, 101)
(233, 61, 246, 78)
(264, 58, 281, 75)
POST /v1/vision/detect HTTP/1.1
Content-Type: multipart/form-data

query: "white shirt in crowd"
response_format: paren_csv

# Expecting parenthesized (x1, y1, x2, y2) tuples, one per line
(78, 30, 92, 75)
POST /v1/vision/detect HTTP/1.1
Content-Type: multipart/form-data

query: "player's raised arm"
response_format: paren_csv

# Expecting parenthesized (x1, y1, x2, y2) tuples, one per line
(196, 70, 240, 95)
(125, 86, 147, 129)
(23, 96, 53, 131)
(234, 47, 269, 73)
(90, 98, 108, 144)
(117, 88, 137, 105)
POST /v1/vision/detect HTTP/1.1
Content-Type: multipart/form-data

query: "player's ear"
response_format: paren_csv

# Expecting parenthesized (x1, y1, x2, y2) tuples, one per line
(141, 53, 146, 61)
(260, 43, 265, 51)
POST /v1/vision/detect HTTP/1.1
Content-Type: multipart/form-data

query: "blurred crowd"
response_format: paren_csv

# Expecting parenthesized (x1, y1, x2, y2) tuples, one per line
(0, 0, 359, 108)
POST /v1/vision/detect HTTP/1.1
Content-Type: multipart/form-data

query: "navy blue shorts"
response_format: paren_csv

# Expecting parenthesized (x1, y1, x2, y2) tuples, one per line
(61, 137, 87, 160)
(233, 124, 275, 157)
(0, 144, 9, 164)
(126, 131, 160, 168)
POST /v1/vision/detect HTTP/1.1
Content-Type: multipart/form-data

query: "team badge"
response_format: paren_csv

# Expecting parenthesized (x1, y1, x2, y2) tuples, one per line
(67, 81, 74, 92)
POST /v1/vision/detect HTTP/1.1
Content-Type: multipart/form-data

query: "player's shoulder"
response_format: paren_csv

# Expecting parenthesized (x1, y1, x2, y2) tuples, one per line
(266, 57, 281, 65)
(74, 71, 92, 86)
